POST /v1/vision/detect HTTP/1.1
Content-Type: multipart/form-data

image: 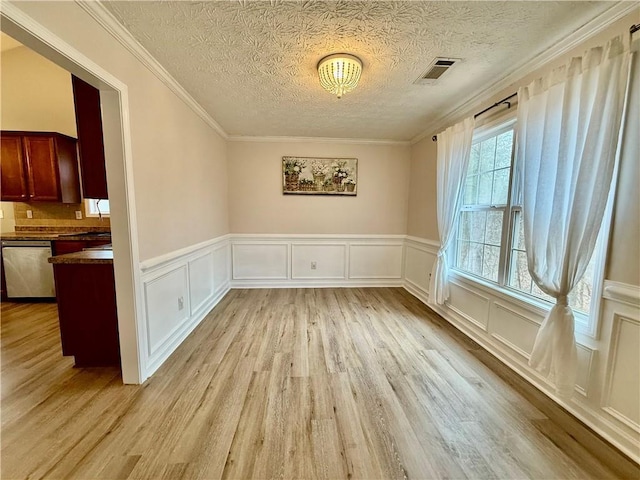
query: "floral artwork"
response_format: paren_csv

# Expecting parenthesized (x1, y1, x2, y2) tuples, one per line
(283, 156, 357, 195)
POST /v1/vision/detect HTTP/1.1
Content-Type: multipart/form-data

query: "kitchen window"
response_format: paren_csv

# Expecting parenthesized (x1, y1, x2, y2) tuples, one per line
(453, 114, 600, 320)
(85, 198, 110, 217)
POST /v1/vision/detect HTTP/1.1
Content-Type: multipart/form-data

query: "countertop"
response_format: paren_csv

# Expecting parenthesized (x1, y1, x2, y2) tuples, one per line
(1, 231, 111, 241)
(48, 249, 113, 264)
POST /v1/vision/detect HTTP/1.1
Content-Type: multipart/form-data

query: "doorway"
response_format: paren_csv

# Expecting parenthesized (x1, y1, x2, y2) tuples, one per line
(1, 6, 144, 384)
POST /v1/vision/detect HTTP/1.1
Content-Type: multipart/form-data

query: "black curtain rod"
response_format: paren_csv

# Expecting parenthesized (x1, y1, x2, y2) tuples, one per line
(432, 92, 517, 141)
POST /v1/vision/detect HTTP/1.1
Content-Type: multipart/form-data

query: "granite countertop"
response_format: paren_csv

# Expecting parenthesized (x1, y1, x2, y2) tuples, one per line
(1, 231, 111, 241)
(48, 249, 114, 264)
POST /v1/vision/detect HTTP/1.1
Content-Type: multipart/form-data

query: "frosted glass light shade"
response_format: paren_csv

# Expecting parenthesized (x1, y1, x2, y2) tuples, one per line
(317, 53, 362, 99)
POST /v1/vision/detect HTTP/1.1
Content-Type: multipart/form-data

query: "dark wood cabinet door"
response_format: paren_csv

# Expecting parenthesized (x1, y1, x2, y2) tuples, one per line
(52, 135, 81, 203)
(72, 75, 108, 199)
(23, 135, 60, 201)
(53, 263, 120, 366)
(0, 134, 28, 201)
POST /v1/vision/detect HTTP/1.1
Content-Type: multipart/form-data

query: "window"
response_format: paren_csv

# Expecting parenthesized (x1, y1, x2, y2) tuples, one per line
(455, 119, 515, 284)
(454, 115, 598, 315)
(508, 209, 596, 315)
(85, 198, 110, 217)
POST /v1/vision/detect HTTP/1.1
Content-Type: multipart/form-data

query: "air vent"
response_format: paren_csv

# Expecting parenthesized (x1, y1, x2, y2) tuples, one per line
(414, 57, 460, 85)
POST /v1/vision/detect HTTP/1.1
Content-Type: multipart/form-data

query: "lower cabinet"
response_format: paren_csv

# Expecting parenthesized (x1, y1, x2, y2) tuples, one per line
(53, 262, 120, 367)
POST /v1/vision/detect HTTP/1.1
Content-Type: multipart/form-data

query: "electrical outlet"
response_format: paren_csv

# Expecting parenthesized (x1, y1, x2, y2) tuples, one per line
(26, 210, 33, 219)
(311, 261, 317, 270)
(75, 210, 83, 220)
(177, 296, 184, 310)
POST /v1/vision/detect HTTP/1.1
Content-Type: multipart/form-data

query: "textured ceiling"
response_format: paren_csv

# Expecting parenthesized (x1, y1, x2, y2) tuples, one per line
(103, 1, 614, 141)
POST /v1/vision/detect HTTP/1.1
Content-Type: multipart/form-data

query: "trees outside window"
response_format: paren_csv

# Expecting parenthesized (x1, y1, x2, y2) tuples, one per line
(454, 117, 596, 315)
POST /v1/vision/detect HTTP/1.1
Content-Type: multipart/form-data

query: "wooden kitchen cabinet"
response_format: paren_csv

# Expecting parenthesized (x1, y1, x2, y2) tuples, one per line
(72, 75, 109, 199)
(0, 132, 81, 203)
(52, 261, 120, 366)
(0, 134, 28, 201)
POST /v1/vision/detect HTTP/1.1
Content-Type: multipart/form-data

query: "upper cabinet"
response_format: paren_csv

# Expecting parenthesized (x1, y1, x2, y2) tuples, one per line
(0, 132, 81, 203)
(72, 75, 108, 199)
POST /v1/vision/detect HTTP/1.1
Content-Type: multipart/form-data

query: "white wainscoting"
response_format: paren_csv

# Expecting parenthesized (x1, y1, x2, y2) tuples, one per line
(449, 279, 491, 331)
(135, 232, 639, 462)
(292, 243, 346, 280)
(402, 236, 438, 304)
(232, 243, 289, 280)
(600, 281, 640, 439)
(489, 301, 541, 360)
(230, 234, 406, 288)
(401, 236, 640, 463)
(139, 234, 231, 378)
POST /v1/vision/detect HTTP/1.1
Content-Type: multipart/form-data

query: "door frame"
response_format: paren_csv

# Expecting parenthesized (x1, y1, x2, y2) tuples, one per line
(1, 3, 146, 383)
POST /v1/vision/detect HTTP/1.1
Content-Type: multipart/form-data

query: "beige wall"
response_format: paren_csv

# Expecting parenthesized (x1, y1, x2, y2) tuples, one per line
(0, 45, 77, 136)
(406, 137, 438, 241)
(406, 10, 640, 286)
(10, 1, 229, 261)
(228, 141, 410, 234)
(607, 33, 640, 286)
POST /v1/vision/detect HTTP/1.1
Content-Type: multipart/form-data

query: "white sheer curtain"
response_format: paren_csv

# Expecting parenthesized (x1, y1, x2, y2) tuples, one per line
(516, 36, 632, 396)
(429, 117, 475, 306)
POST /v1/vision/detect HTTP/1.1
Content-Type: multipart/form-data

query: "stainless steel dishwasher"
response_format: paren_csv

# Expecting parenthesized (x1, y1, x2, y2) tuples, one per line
(1, 240, 56, 298)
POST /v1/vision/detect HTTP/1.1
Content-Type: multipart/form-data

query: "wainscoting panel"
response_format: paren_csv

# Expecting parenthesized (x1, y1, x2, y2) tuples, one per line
(575, 344, 594, 397)
(448, 279, 490, 331)
(140, 235, 231, 378)
(489, 302, 541, 360)
(404, 245, 436, 294)
(232, 243, 288, 280)
(292, 244, 346, 280)
(144, 266, 190, 359)
(213, 243, 231, 294)
(602, 313, 640, 432)
(349, 243, 403, 279)
(230, 235, 405, 287)
(188, 252, 214, 315)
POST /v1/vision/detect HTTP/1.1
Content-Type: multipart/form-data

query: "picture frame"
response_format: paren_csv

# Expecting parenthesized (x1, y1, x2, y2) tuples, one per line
(282, 156, 358, 196)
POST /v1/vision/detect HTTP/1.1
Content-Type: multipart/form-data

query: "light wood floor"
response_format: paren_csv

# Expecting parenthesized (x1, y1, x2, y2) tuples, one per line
(0, 288, 631, 479)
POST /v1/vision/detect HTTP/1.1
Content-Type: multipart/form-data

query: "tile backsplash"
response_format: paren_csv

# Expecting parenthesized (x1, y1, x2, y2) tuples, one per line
(13, 201, 110, 230)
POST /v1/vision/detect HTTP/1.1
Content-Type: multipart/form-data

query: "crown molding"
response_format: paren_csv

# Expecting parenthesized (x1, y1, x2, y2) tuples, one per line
(410, 1, 639, 144)
(227, 135, 410, 146)
(75, 0, 229, 140)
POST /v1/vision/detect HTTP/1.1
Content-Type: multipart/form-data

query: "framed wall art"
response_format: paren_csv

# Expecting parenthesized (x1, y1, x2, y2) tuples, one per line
(282, 156, 358, 196)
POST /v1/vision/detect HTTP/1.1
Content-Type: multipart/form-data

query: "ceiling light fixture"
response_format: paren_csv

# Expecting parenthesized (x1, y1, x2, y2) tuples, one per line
(317, 53, 362, 99)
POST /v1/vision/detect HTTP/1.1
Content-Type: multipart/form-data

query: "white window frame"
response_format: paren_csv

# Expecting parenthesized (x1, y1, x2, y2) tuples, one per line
(456, 115, 517, 285)
(84, 198, 110, 217)
(450, 110, 610, 339)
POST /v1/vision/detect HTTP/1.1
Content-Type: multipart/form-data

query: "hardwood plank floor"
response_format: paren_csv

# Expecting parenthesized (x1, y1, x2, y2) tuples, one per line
(0, 288, 631, 479)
